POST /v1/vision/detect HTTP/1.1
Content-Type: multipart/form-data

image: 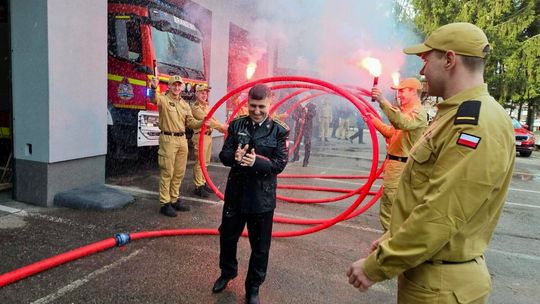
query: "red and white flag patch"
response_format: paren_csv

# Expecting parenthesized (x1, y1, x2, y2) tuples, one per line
(457, 132, 481, 149)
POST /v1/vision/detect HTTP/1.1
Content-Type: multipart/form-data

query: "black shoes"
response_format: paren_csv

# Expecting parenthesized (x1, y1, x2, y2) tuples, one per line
(194, 186, 210, 198)
(172, 200, 190, 212)
(212, 275, 237, 293)
(160, 203, 177, 217)
(245, 286, 260, 304)
(202, 183, 213, 193)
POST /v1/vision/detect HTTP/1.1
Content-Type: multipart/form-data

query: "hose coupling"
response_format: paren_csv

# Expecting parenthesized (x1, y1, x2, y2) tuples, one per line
(114, 233, 131, 247)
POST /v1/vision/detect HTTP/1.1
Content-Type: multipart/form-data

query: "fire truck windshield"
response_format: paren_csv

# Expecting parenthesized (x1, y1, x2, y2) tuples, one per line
(151, 26, 204, 79)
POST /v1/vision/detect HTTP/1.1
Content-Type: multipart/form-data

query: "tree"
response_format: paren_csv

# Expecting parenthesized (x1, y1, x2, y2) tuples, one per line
(396, 0, 539, 127)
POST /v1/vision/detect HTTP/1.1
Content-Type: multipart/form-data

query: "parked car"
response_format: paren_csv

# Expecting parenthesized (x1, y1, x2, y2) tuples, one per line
(512, 118, 536, 157)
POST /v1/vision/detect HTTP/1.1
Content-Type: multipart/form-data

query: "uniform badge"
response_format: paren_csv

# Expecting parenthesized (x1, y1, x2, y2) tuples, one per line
(169, 102, 175, 107)
(457, 132, 481, 149)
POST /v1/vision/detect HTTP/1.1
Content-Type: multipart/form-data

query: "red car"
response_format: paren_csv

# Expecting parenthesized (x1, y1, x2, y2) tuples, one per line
(512, 118, 536, 157)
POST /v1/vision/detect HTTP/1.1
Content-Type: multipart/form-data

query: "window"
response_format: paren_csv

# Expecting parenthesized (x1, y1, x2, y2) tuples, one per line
(108, 15, 142, 62)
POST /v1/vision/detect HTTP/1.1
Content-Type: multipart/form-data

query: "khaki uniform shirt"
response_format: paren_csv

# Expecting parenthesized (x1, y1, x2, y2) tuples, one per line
(151, 91, 202, 132)
(372, 100, 428, 157)
(364, 84, 515, 282)
(319, 103, 332, 119)
(191, 101, 223, 132)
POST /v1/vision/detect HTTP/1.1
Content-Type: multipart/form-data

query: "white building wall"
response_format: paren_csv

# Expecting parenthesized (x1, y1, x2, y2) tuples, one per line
(193, 0, 263, 121)
(48, 0, 107, 162)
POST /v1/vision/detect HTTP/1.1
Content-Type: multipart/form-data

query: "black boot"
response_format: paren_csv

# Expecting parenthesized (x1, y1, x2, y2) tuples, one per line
(212, 274, 237, 293)
(172, 200, 190, 212)
(194, 186, 210, 198)
(202, 183, 213, 193)
(160, 203, 177, 217)
(245, 286, 260, 304)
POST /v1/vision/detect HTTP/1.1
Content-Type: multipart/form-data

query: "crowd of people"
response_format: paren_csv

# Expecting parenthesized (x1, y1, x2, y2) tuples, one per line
(148, 22, 515, 304)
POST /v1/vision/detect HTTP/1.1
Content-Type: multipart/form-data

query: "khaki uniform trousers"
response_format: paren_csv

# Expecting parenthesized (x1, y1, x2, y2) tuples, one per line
(192, 133, 212, 187)
(398, 256, 491, 304)
(319, 117, 331, 139)
(158, 134, 189, 204)
(380, 160, 406, 231)
(337, 118, 349, 139)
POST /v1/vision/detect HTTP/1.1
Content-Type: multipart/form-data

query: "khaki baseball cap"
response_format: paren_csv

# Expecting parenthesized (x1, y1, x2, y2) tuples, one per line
(403, 22, 490, 58)
(391, 78, 422, 90)
(195, 84, 211, 92)
(168, 75, 184, 84)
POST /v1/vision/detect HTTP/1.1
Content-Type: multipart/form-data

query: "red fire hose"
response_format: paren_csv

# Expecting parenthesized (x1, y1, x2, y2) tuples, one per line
(0, 76, 384, 288)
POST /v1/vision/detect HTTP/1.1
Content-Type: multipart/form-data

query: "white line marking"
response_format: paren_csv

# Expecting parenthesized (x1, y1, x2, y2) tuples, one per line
(508, 187, 540, 194)
(105, 185, 222, 205)
(486, 248, 540, 262)
(108, 185, 384, 233)
(505, 202, 540, 209)
(273, 210, 384, 234)
(31, 250, 141, 304)
(0, 204, 96, 229)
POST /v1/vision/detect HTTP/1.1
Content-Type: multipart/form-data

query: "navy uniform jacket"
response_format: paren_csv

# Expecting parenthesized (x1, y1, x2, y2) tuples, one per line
(219, 115, 289, 214)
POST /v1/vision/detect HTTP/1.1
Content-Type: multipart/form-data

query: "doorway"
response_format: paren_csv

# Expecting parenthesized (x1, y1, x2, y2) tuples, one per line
(0, 0, 13, 192)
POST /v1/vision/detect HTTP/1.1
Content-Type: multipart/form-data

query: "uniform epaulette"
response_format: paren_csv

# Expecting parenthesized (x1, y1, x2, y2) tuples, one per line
(273, 118, 290, 131)
(454, 100, 481, 125)
(231, 115, 248, 122)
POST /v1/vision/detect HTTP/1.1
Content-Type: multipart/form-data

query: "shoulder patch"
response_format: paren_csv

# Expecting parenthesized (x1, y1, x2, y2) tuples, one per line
(231, 114, 248, 122)
(273, 118, 290, 131)
(454, 100, 481, 125)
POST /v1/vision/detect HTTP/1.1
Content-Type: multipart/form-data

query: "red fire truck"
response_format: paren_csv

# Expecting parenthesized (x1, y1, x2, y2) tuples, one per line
(107, 0, 208, 159)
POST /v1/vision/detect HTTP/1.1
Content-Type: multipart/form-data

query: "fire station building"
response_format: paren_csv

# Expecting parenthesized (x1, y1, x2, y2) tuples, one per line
(0, 0, 273, 206)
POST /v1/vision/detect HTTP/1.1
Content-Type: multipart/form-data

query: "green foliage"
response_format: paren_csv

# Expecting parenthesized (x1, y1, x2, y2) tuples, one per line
(397, 0, 539, 112)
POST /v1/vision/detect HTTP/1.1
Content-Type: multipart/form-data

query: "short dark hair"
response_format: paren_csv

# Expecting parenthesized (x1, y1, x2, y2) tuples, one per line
(460, 54, 486, 72)
(248, 84, 271, 100)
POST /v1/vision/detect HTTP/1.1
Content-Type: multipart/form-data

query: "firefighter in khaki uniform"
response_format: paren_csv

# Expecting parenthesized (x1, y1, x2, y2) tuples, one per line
(191, 84, 227, 198)
(370, 78, 428, 231)
(150, 75, 205, 217)
(347, 23, 516, 303)
(318, 100, 332, 142)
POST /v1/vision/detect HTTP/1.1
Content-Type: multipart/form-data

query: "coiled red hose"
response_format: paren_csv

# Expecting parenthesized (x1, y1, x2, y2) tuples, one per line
(0, 76, 384, 288)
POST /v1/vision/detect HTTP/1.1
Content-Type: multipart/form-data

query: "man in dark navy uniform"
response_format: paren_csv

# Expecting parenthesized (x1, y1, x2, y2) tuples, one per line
(212, 84, 289, 304)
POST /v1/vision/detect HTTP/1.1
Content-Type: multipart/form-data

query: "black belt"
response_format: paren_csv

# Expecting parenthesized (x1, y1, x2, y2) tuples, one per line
(387, 154, 408, 162)
(161, 131, 185, 137)
(425, 258, 477, 265)
(194, 130, 212, 135)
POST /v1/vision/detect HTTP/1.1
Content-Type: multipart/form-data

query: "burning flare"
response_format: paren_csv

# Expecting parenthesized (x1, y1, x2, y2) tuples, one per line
(246, 62, 257, 80)
(391, 72, 400, 86)
(360, 57, 382, 77)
